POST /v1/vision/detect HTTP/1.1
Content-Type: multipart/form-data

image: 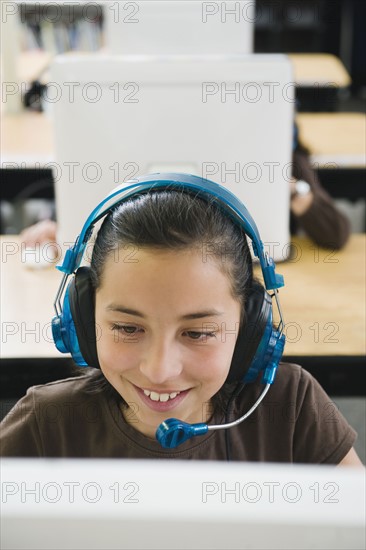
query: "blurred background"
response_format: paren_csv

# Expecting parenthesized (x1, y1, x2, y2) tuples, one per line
(1, 0, 365, 233)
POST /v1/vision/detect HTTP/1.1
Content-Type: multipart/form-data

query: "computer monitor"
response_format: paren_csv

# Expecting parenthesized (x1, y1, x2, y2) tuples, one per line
(51, 53, 293, 260)
(103, 0, 255, 55)
(1, 458, 365, 549)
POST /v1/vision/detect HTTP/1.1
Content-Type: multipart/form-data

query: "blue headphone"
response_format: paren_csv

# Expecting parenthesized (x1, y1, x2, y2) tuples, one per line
(52, 173, 285, 386)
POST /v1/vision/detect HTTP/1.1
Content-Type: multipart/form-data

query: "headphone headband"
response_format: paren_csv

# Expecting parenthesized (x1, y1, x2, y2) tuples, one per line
(57, 173, 284, 291)
(52, 172, 286, 382)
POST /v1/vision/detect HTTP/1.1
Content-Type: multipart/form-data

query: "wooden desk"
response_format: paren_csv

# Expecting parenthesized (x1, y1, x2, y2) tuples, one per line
(1, 235, 365, 360)
(296, 113, 366, 168)
(2, 110, 365, 171)
(0, 237, 61, 359)
(288, 54, 351, 88)
(1, 111, 55, 167)
(272, 235, 365, 357)
(16, 53, 349, 87)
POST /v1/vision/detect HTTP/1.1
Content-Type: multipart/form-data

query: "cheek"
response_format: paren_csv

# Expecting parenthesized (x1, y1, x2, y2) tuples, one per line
(96, 329, 137, 375)
(193, 342, 235, 386)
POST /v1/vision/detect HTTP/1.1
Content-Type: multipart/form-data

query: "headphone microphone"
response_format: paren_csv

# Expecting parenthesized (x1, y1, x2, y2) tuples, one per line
(156, 356, 282, 449)
(156, 419, 209, 448)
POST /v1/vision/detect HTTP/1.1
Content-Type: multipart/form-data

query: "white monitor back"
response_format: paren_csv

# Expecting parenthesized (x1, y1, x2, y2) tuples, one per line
(1, 459, 365, 550)
(103, 0, 254, 55)
(51, 53, 293, 260)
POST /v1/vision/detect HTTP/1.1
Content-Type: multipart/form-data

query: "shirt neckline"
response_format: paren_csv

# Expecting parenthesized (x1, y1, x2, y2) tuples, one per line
(104, 391, 225, 457)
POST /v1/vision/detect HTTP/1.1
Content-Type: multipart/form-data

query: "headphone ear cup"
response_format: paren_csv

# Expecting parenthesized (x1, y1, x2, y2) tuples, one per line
(227, 280, 285, 384)
(51, 275, 89, 366)
(68, 266, 100, 368)
(227, 281, 271, 383)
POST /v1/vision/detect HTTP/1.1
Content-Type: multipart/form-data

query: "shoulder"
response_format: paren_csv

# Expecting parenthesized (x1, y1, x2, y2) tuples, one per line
(0, 369, 111, 457)
(8, 369, 106, 420)
(271, 362, 334, 411)
(268, 362, 356, 463)
(250, 361, 338, 416)
(259, 361, 311, 400)
(229, 362, 356, 464)
(274, 361, 303, 384)
(267, 361, 322, 393)
(228, 362, 317, 422)
(28, 368, 102, 402)
(234, 360, 348, 431)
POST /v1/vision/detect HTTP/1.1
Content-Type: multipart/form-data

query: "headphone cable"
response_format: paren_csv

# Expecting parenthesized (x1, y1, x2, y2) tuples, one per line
(224, 382, 247, 462)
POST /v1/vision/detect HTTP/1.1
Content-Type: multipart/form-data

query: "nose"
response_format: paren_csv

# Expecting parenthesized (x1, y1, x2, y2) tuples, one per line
(139, 336, 183, 385)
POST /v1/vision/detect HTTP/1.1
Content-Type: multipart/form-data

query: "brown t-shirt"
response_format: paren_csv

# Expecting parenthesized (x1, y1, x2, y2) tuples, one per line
(0, 363, 356, 462)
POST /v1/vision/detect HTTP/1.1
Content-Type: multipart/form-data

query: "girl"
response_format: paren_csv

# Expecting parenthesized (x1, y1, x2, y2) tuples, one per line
(0, 173, 361, 464)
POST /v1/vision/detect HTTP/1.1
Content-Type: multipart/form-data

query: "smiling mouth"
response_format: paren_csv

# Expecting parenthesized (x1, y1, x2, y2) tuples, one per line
(142, 389, 181, 402)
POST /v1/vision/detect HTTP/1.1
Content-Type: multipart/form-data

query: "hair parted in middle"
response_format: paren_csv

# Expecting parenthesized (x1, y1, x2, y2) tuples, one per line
(90, 189, 254, 325)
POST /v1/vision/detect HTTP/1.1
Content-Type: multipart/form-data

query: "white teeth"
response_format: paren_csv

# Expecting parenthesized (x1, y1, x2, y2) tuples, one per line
(142, 389, 180, 402)
(159, 393, 170, 402)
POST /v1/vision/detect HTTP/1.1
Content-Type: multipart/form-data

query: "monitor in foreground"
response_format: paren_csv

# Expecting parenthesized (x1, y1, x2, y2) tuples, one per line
(1, 459, 365, 550)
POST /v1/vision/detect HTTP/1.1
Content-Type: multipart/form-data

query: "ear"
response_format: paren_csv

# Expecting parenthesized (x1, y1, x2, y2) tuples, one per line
(226, 282, 271, 383)
(68, 266, 100, 368)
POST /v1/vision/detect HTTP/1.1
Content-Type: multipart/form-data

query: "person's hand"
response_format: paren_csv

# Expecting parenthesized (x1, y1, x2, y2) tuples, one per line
(20, 219, 58, 260)
(20, 219, 57, 246)
(290, 178, 314, 216)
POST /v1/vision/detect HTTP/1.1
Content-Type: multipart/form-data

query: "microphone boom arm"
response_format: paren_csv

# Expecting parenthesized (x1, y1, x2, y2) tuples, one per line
(206, 383, 271, 431)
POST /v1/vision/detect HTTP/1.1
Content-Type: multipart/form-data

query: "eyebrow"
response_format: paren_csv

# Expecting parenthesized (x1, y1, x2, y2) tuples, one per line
(105, 305, 224, 320)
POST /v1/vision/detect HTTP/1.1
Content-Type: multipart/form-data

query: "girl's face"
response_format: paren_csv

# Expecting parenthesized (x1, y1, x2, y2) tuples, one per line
(95, 246, 241, 438)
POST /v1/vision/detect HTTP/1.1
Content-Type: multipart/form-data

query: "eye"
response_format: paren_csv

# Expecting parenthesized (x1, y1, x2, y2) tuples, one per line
(111, 324, 143, 335)
(185, 331, 216, 341)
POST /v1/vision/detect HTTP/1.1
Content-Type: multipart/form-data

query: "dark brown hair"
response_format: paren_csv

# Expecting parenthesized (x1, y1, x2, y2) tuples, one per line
(90, 189, 253, 319)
